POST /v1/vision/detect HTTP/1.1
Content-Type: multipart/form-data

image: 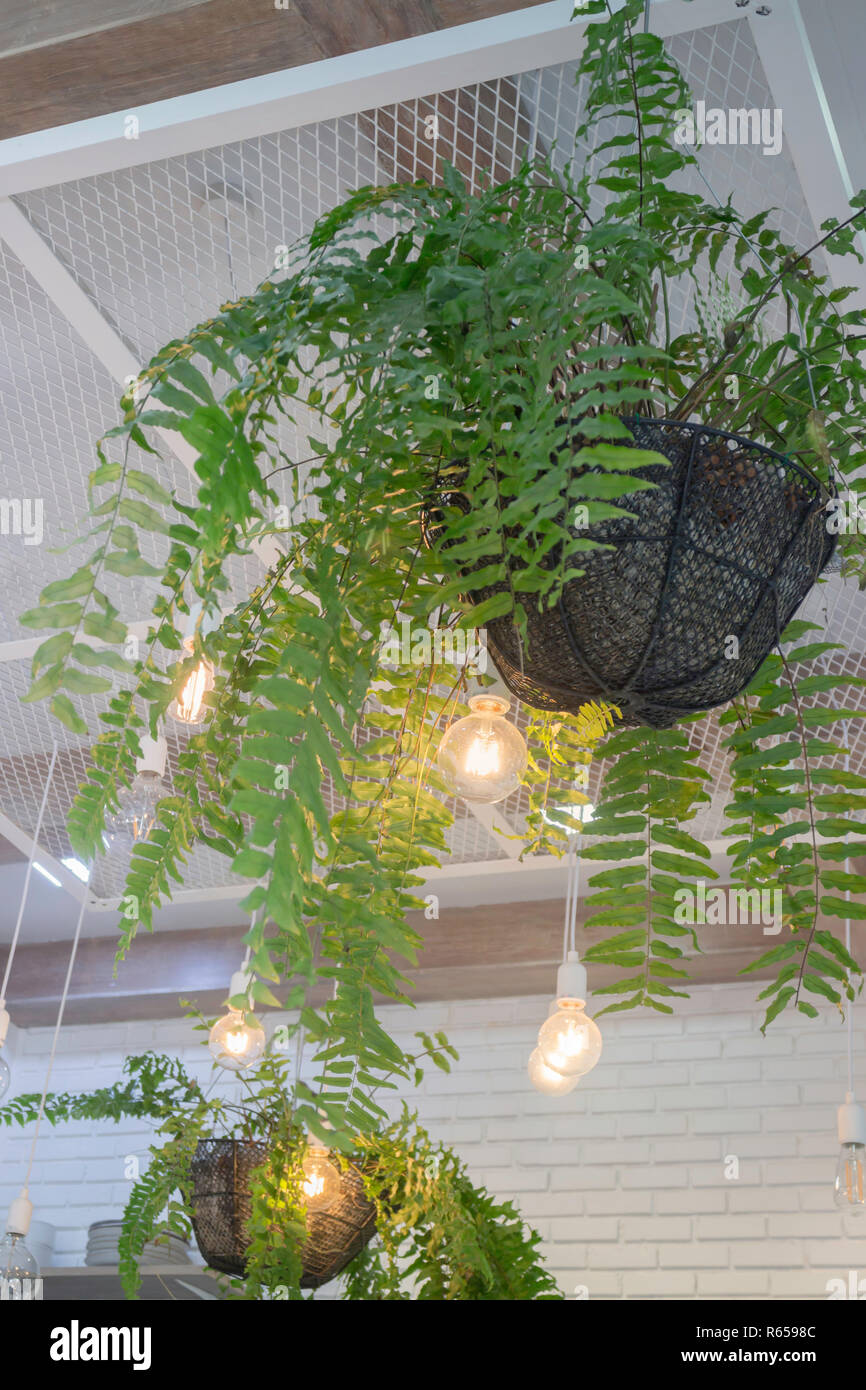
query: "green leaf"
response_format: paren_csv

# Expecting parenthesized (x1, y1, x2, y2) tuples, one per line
(126, 470, 173, 507)
(20, 602, 83, 630)
(83, 611, 128, 643)
(50, 693, 87, 735)
(31, 632, 73, 675)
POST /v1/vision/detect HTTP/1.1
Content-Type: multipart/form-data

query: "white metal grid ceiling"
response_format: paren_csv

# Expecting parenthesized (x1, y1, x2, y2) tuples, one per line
(0, 16, 863, 902)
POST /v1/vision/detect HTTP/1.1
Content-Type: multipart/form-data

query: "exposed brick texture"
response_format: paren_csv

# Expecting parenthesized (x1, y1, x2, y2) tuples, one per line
(1, 983, 863, 1299)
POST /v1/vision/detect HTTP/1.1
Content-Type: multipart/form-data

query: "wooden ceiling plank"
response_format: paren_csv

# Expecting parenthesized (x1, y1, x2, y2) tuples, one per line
(0, 0, 555, 141)
(6, 893, 856, 1026)
(0, 0, 211, 62)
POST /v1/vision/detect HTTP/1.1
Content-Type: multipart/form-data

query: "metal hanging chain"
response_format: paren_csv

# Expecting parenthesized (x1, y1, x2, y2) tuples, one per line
(690, 164, 820, 416)
(640, 0, 821, 421)
(0, 740, 59, 1008)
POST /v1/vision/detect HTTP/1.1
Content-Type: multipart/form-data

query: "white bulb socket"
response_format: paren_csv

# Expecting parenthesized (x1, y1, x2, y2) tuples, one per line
(6, 1188, 32, 1237)
(183, 601, 220, 642)
(0, 1002, 9, 1048)
(228, 970, 251, 1004)
(555, 950, 587, 1005)
(838, 1093, 866, 1146)
(466, 692, 510, 716)
(135, 735, 167, 778)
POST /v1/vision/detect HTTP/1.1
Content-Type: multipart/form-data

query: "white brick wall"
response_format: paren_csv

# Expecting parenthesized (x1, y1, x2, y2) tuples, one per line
(1, 982, 864, 1299)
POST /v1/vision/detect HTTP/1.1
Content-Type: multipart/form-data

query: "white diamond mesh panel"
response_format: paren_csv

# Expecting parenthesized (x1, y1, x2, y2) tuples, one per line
(0, 16, 861, 904)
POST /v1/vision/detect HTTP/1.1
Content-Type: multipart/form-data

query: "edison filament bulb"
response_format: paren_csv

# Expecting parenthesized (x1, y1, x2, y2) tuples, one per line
(108, 770, 164, 844)
(107, 736, 168, 848)
(537, 998, 602, 1079)
(437, 694, 527, 804)
(528, 1046, 578, 1096)
(208, 1008, 266, 1072)
(835, 1144, 866, 1213)
(0, 1232, 38, 1283)
(170, 637, 215, 724)
(1, 1190, 39, 1294)
(301, 1146, 340, 1209)
(834, 1094, 866, 1215)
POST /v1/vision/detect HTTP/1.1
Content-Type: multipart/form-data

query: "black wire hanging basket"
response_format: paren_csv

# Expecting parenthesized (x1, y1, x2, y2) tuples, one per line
(424, 418, 836, 729)
(189, 1138, 378, 1290)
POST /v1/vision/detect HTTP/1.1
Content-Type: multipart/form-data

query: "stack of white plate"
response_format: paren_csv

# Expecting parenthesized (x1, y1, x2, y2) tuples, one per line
(85, 1220, 191, 1267)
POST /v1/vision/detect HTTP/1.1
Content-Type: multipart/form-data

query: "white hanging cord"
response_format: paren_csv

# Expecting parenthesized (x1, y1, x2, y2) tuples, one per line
(562, 804, 586, 960)
(562, 833, 576, 963)
(843, 718, 854, 1094)
(24, 890, 88, 1187)
(0, 741, 59, 1008)
(822, 631, 854, 1094)
(237, 905, 262, 983)
(570, 803, 585, 953)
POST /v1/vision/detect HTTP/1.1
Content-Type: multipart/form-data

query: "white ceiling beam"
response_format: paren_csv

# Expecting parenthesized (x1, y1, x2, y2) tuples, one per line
(0, 618, 156, 666)
(458, 801, 524, 858)
(0, 808, 89, 903)
(0, 0, 733, 197)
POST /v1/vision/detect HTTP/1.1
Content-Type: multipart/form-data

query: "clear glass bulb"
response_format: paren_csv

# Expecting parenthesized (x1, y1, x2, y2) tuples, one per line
(437, 694, 527, 804)
(0, 1052, 9, 1100)
(528, 1046, 578, 1096)
(108, 770, 165, 844)
(834, 1143, 866, 1214)
(208, 1009, 266, 1071)
(170, 638, 215, 724)
(0, 1232, 39, 1282)
(537, 999, 602, 1079)
(301, 1146, 340, 1209)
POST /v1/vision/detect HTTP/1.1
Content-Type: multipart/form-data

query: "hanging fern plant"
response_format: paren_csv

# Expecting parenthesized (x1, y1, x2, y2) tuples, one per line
(10, 0, 866, 1296)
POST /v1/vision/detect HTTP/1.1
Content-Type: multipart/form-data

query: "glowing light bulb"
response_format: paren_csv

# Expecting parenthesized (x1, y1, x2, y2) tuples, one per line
(834, 1095, 866, 1214)
(528, 1047, 578, 1096)
(437, 694, 527, 804)
(835, 1144, 866, 1214)
(301, 1146, 340, 1209)
(0, 1053, 9, 1101)
(108, 771, 165, 844)
(208, 1008, 266, 1072)
(170, 637, 215, 724)
(537, 998, 602, 1079)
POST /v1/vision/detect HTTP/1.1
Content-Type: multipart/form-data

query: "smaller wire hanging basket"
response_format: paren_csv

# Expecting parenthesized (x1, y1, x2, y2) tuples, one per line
(189, 1138, 378, 1290)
